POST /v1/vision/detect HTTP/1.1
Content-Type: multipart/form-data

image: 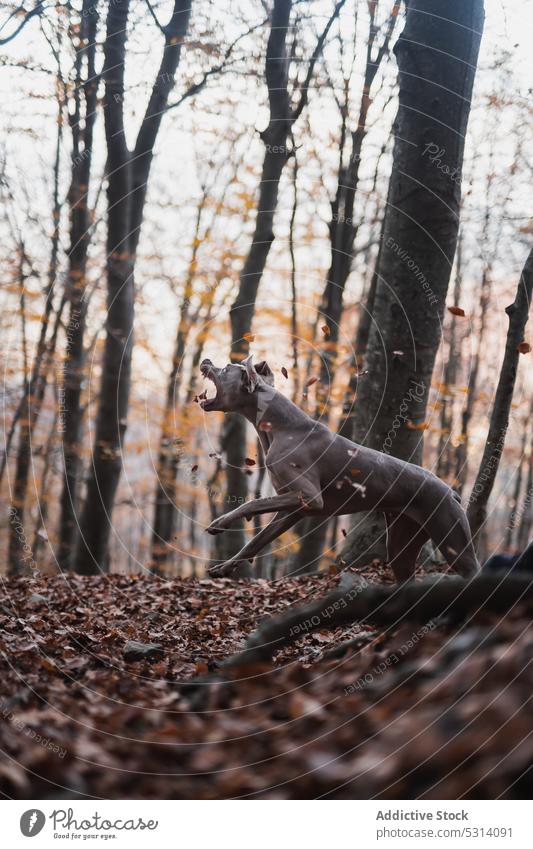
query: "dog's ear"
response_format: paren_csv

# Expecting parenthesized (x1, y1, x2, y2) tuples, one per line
(241, 354, 259, 393)
(254, 360, 275, 386)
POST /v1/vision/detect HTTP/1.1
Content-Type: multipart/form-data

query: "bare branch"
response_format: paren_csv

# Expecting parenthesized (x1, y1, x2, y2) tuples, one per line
(292, 0, 347, 121)
(165, 17, 268, 112)
(0, 1, 48, 46)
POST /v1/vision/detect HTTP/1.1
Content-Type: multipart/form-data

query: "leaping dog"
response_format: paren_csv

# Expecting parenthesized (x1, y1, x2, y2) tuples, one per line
(200, 355, 480, 580)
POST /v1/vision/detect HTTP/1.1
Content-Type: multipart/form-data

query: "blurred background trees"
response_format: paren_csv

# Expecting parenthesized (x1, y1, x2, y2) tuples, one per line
(1, 0, 531, 577)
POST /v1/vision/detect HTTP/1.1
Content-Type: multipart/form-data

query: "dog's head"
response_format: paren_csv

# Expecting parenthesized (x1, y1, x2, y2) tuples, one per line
(199, 355, 275, 413)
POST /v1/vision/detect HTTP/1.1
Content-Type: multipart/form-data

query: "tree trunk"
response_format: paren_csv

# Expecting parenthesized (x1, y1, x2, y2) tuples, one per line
(340, 0, 484, 568)
(314, 2, 398, 419)
(57, 0, 99, 570)
(8, 82, 63, 575)
(75, 0, 192, 573)
(223, 0, 293, 560)
(222, 0, 346, 561)
(436, 233, 463, 482)
(290, 6, 398, 575)
(454, 149, 498, 494)
(504, 421, 528, 552)
(151, 277, 217, 572)
(467, 248, 533, 543)
(517, 425, 533, 552)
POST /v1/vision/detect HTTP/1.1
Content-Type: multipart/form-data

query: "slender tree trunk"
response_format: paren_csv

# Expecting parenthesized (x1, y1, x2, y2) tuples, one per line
(436, 233, 463, 481)
(314, 2, 398, 418)
(454, 152, 498, 494)
(454, 266, 491, 494)
(288, 154, 300, 400)
(75, 0, 192, 573)
(504, 424, 528, 552)
(58, 0, 99, 570)
(287, 7, 398, 575)
(467, 248, 533, 543)
(517, 426, 533, 552)
(222, 0, 346, 561)
(151, 278, 217, 572)
(75, 0, 134, 574)
(8, 86, 63, 575)
(223, 0, 293, 560)
(151, 158, 238, 571)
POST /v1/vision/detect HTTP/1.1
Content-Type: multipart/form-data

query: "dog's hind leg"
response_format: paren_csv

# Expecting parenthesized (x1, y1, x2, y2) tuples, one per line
(420, 496, 480, 578)
(209, 510, 303, 577)
(385, 514, 429, 583)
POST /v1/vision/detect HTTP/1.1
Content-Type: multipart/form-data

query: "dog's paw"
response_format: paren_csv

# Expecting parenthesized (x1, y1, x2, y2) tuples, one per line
(208, 559, 243, 578)
(206, 517, 227, 535)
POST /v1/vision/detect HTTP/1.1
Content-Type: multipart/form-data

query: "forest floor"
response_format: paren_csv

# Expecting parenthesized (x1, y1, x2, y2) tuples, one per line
(1, 563, 532, 799)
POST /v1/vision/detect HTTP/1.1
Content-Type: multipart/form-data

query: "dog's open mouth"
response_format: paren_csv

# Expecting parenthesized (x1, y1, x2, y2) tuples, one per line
(199, 361, 221, 411)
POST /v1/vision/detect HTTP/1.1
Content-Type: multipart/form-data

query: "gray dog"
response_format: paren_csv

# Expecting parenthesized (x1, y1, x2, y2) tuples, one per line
(200, 355, 480, 580)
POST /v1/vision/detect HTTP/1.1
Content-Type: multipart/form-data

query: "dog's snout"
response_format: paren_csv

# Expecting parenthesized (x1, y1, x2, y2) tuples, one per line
(200, 359, 214, 375)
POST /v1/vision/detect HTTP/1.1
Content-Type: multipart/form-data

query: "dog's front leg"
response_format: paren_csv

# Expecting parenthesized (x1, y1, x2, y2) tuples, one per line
(209, 510, 304, 577)
(206, 491, 321, 535)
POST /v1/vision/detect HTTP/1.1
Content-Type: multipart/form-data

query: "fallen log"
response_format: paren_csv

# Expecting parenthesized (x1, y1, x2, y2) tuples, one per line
(223, 571, 533, 668)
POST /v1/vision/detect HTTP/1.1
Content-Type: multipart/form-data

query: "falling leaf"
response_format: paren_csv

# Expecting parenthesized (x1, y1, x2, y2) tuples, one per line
(406, 421, 429, 430)
(243, 332, 254, 342)
(448, 306, 466, 317)
(281, 367, 288, 379)
(517, 342, 531, 354)
(259, 421, 272, 432)
(191, 464, 198, 472)
(208, 452, 221, 459)
(321, 325, 331, 337)
(306, 377, 318, 387)
(245, 457, 255, 466)
(392, 350, 404, 357)
(341, 528, 347, 537)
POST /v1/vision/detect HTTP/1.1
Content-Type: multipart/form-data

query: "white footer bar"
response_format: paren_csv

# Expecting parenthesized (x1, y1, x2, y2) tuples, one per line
(4, 800, 530, 848)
